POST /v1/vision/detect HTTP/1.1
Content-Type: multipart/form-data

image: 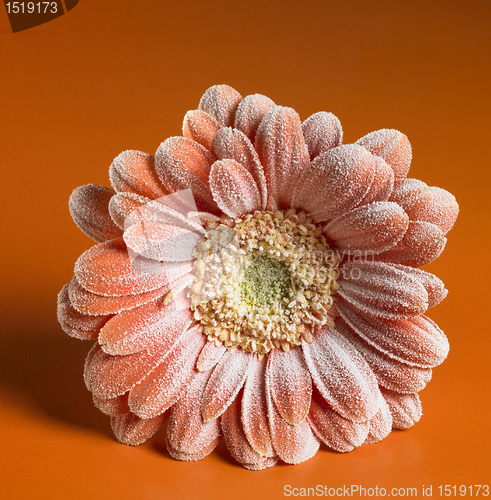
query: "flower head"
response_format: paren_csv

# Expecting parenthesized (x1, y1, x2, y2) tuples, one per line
(58, 84, 459, 469)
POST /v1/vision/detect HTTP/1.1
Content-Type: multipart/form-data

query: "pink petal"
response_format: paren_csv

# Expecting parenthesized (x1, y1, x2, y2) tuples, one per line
(74, 238, 166, 297)
(196, 341, 227, 372)
(302, 111, 343, 159)
(166, 370, 221, 454)
(108, 192, 151, 229)
(111, 412, 167, 445)
(337, 299, 449, 368)
(323, 201, 409, 253)
(390, 178, 429, 210)
(201, 349, 252, 422)
(128, 326, 206, 419)
(255, 105, 310, 208)
(154, 137, 219, 214)
(98, 301, 193, 356)
(57, 284, 111, 340)
(209, 159, 262, 218)
(337, 260, 428, 319)
(242, 355, 275, 457)
(69, 184, 123, 243)
(381, 389, 422, 429)
(167, 436, 221, 462)
(182, 109, 221, 150)
(267, 347, 312, 426)
(234, 93, 275, 142)
(221, 393, 278, 470)
(356, 129, 412, 179)
(68, 277, 167, 316)
(211, 127, 268, 209)
(198, 84, 243, 127)
(109, 150, 167, 199)
(93, 393, 130, 416)
(375, 220, 446, 267)
(266, 375, 320, 464)
(292, 145, 375, 222)
(358, 156, 394, 205)
(302, 325, 380, 422)
(336, 317, 433, 393)
(307, 387, 369, 452)
(365, 394, 392, 444)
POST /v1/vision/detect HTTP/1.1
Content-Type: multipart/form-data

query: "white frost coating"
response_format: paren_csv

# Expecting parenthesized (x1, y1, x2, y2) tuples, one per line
(302, 111, 343, 159)
(364, 392, 392, 444)
(358, 156, 394, 205)
(381, 389, 423, 429)
(196, 341, 227, 372)
(111, 412, 167, 446)
(182, 109, 221, 150)
(234, 93, 275, 142)
(198, 84, 243, 127)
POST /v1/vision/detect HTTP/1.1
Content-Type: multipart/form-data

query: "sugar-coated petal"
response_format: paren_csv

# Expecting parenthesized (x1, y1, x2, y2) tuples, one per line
(98, 300, 193, 356)
(222, 392, 278, 470)
(75, 238, 167, 297)
(209, 159, 262, 218)
(358, 156, 394, 205)
(166, 370, 221, 454)
(128, 325, 206, 419)
(338, 260, 428, 319)
(336, 317, 433, 393)
(109, 150, 167, 199)
(375, 220, 446, 267)
(302, 325, 380, 423)
(212, 127, 268, 209)
(196, 341, 227, 372)
(241, 355, 275, 457)
(292, 145, 375, 222)
(155, 137, 219, 214)
(57, 285, 111, 340)
(109, 192, 151, 229)
(234, 93, 275, 142)
(302, 111, 343, 159)
(356, 129, 412, 179)
(307, 387, 369, 452)
(266, 375, 320, 464)
(167, 436, 221, 462)
(390, 178, 429, 211)
(267, 347, 312, 426)
(365, 393, 392, 444)
(337, 299, 449, 368)
(323, 202, 409, 253)
(69, 184, 123, 243)
(198, 84, 243, 127)
(68, 277, 167, 316)
(381, 389, 422, 429)
(255, 106, 310, 208)
(93, 393, 130, 416)
(111, 412, 167, 446)
(124, 222, 202, 262)
(182, 110, 221, 150)
(201, 349, 253, 422)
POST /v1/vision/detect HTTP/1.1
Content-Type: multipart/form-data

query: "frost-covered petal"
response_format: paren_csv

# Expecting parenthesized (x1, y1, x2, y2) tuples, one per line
(69, 184, 123, 243)
(302, 111, 343, 159)
(338, 260, 428, 319)
(337, 300, 449, 368)
(302, 325, 380, 423)
(109, 150, 167, 199)
(365, 394, 392, 444)
(307, 387, 369, 452)
(211, 127, 268, 209)
(167, 436, 221, 462)
(111, 412, 167, 445)
(93, 393, 130, 417)
(381, 389, 422, 429)
(292, 145, 375, 222)
(154, 137, 219, 214)
(376, 220, 446, 267)
(222, 393, 278, 470)
(108, 192, 151, 229)
(356, 129, 412, 179)
(196, 341, 227, 372)
(255, 105, 310, 208)
(201, 349, 252, 422)
(234, 93, 275, 142)
(128, 326, 206, 419)
(358, 156, 394, 205)
(182, 109, 221, 150)
(267, 347, 312, 426)
(198, 84, 242, 127)
(323, 201, 409, 253)
(166, 370, 221, 455)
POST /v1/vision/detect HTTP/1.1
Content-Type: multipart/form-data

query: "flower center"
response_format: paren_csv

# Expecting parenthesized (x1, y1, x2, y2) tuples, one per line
(189, 209, 339, 353)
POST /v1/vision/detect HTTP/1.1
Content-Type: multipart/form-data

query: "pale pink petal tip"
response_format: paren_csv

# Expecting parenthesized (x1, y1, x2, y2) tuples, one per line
(234, 93, 275, 141)
(198, 84, 243, 127)
(302, 111, 343, 159)
(69, 184, 123, 243)
(111, 412, 167, 446)
(382, 389, 423, 429)
(183, 110, 221, 150)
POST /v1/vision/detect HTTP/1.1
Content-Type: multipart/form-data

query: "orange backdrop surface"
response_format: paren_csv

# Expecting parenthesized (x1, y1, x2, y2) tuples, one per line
(1, 1, 490, 499)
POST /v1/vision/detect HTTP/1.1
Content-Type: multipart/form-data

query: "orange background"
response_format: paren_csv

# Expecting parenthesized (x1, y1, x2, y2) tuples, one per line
(1, 1, 490, 498)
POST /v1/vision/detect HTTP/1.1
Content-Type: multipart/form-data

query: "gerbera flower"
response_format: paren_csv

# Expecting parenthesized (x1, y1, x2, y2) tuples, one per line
(57, 84, 459, 470)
